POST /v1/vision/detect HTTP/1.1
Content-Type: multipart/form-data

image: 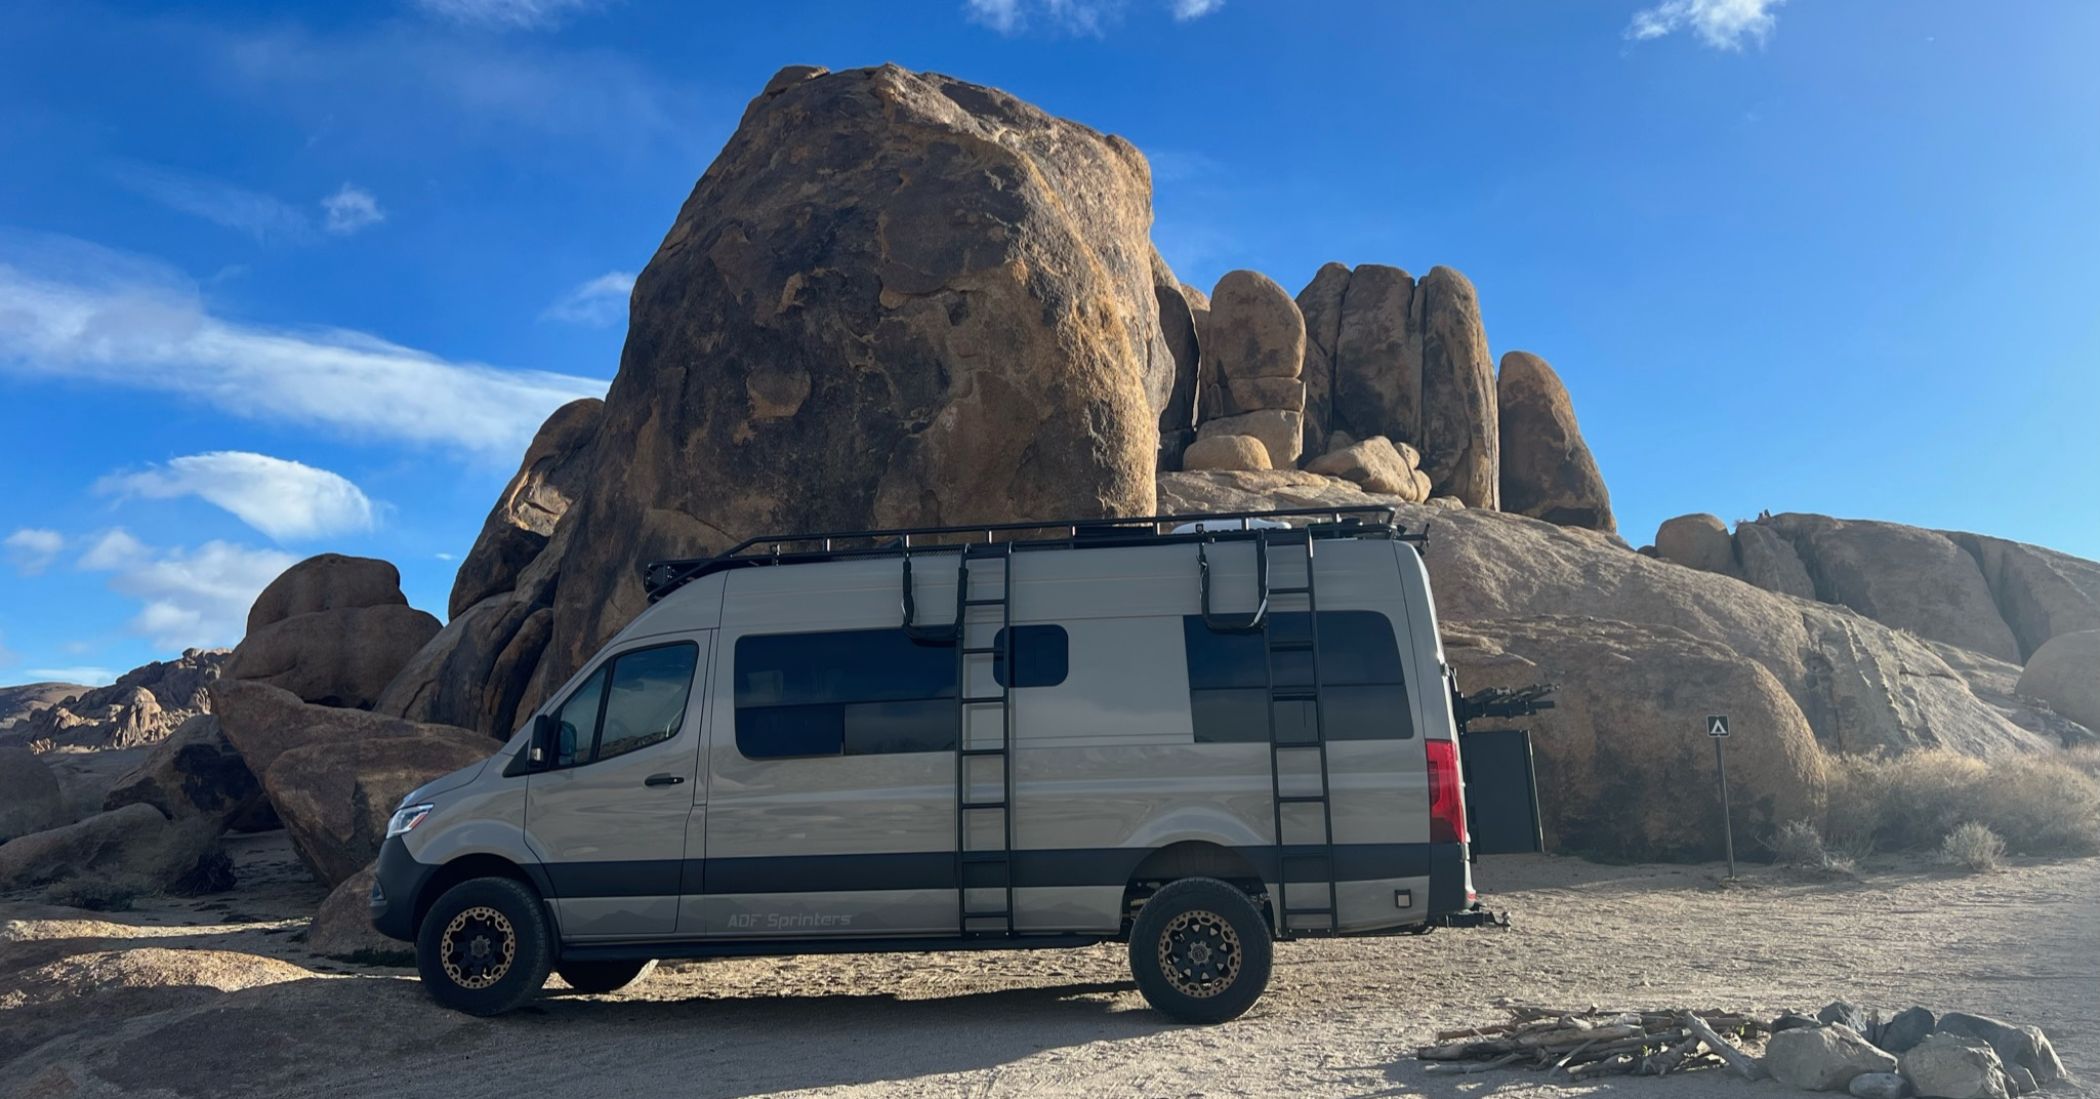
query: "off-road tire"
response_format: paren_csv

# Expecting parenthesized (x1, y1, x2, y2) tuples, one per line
(1128, 876, 1272, 1023)
(556, 959, 657, 995)
(415, 876, 553, 1016)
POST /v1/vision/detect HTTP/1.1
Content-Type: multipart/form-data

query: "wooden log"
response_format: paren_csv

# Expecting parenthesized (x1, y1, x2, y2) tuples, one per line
(1568, 1054, 1639, 1079)
(1434, 1021, 1518, 1042)
(1646, 1032, 1706, 1076)
(1422, 1053, 1523, 1076)
(1686, 1012, 1766, 1081)
(1550, 1040, 1598, 1074)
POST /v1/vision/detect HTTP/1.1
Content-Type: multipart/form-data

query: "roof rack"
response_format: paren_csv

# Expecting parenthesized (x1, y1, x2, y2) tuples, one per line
(642, 505, 1422, 603)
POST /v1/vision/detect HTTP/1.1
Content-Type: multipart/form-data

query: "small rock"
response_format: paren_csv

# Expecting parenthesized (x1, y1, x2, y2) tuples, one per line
(1934, 1014, 2064, 1087)
(1851, 1072, 1913, 1099)
(1766, 1023, 1898, 1092)
(1879, 1007, 1938, 1054)
(1820, 1000, 1874, 1037)
(1773, 1012, 1824, 1033)
(1900, 1033, 2012, 1099)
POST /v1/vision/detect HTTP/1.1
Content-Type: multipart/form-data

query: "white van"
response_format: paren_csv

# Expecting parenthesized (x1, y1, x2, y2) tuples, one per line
(370, 507, 1543, 1021)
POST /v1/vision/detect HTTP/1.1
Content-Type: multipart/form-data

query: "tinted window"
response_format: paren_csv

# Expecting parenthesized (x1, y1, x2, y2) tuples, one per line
(1182, 612, 1412, 742)
(736, 629, 957, 759)
(554, 669, 606, 767)
(597, 644, 699, 761)
(993, 625, 1068, 689)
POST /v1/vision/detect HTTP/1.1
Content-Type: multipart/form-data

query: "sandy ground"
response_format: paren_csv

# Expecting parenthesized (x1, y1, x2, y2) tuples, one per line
(2, 832, 2093, 1099)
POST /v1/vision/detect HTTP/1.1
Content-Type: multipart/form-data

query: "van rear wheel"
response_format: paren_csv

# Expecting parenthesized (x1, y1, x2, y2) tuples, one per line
(556, 959, 657, 995)
(1128, 877, 1272, 1023)
(415, 876, 553, 1016)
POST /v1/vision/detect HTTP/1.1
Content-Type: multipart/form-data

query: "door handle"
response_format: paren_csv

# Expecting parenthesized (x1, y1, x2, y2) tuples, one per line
(644, 773, 686, 787)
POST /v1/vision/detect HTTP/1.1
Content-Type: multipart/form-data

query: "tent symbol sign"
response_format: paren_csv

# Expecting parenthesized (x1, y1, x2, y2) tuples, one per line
(1707, 715, 1731, 738)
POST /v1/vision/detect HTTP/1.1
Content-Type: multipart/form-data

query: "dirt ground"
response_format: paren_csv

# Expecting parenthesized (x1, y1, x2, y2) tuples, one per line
(2, 832, 2093, 1099)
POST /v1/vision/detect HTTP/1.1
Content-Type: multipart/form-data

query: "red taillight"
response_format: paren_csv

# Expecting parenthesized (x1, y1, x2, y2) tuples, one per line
(1426, 739, 1468, 845)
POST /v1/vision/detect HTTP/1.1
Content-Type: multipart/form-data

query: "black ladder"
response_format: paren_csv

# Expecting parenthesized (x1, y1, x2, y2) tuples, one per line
(1200, 529, 1340, 938)
(953, 542, 1017, 937)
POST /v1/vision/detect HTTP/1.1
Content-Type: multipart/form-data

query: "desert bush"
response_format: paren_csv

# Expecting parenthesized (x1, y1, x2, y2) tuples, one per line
(2065, 744, 2100, 780)
(44, 874, 156, 912)
(1941, 822, 2006, 872)
(1824, 749, 2100, 857)
(1768, 819, 1855, 876)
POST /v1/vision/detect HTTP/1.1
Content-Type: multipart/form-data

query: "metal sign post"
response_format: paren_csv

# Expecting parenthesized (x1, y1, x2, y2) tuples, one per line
(1707, 714, 1734, 879)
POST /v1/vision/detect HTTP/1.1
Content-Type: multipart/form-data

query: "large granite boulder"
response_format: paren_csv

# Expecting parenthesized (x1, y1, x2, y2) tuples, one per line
(245, 554, 405, 635)
(1181, 434, 1271, 473)
(1446, 615, 1826, 860)
(265, 734, 494, 886)
(225, 604, 441, 710)
(1943, 531, 2100, 659)
(101, 715, 262, 830)
(0, 803, 215, 895)
(1932, 1013, 2063, 1087)
(1766, 515, 2021, 663)
(1736, 520, 1818, 600)
(0, 746, 65, 841)
(306, 863, 407, 961)
(1900, 1034, 2013, 1099)
(1496, 351, 1613, 532)
(1304, 436, 1429, 501)
(1413, 267, 1499, 510)
(2016, 630, 2100, 733)
(1152, 258, 1202, 469)
(448, 397, 604, 618)
(1765, 1024, 1898, 1092)
(530, 64, 1170, 689)
(1655, 513, 1740, 578)
(211, 679, 482, 779)
(1329, 264, 1416, 463)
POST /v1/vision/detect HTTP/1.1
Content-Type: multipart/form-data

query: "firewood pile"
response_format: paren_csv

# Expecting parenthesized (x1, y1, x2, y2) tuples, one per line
(1417, 1005, 1771, 1081)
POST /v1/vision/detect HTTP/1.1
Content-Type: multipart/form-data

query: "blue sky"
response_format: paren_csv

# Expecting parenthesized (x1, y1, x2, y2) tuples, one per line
(3, 0, 2097, 685)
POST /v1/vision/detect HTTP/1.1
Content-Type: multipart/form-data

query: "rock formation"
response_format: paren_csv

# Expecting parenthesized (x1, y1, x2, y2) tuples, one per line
(0, 746, 64, 842)
(1152, 257, 1202, 470)
(448, 398, 604, 617)
(226, 555, 439, 709)
(1495, 351, 1613, 532)
(2018, 630, 2100, 733)
(1654, 514, 1739, 579)
(1194, 270, 1306, 466)
(0, 802, 218, 897)
(1292, 263, 1499, 508)
(1942, 531, 2100, 660)
(2, 650, 226, 751)
(1181, 433, 1271, 473)
(1303, 436, 1430, 501)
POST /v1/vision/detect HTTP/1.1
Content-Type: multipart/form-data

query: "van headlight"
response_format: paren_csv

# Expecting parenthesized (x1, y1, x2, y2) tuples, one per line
(385, 803, 434, 839)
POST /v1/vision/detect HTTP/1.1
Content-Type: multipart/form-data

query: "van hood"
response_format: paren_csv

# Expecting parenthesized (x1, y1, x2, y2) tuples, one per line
(401, 754, 495, 805)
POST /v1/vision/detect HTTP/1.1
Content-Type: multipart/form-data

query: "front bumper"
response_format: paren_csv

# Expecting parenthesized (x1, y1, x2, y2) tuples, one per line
(370, 835, 438, 943)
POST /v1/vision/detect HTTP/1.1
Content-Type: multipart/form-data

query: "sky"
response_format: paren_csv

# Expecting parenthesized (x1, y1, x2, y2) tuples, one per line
(3, 0, 2097, 686)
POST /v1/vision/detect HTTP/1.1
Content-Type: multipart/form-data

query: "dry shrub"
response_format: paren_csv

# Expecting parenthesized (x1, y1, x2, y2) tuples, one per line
(1824, 749, 2100, 857)
(1768, 819, 1855, 877)
(1941, 822, 2006, 872)
(2065, 744, 2100, 780)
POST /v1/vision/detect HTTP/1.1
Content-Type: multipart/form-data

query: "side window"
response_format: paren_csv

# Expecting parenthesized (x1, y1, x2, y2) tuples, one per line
(1182, 611, 1412, 743)
(993, 625, 1069, 689)
(735, 629, 957, 759)
(546, 642, 698, 768)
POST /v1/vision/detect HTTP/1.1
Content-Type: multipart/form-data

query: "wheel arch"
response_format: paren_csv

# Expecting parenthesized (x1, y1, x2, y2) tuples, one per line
(413, 852, 545, 936)
(1120, 841, 1270, 931)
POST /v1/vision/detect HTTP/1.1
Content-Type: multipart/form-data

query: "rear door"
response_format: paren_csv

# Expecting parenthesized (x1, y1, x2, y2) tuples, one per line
(525, 635, 710, 940)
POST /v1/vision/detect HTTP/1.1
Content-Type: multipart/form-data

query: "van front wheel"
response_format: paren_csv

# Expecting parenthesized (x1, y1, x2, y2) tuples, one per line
(415, 876, 553, 1016)
(1128, 877, 1272, 1023)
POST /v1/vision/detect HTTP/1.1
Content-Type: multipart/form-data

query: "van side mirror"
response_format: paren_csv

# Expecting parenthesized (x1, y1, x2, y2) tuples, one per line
(528, 713, 557, 770)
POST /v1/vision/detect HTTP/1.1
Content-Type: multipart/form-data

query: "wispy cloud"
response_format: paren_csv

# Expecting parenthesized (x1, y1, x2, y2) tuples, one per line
(97, 452, 377, 542)
(75, 527, 297, 650)
(4, 529, 64, 575)
(542, 271, 635, 327)
(320, 184, 386, 235)
(114, 162, 314, 244)
(1627, 0, 1784, 50)
(24, 666, 117, 686)
(966, 0, 1221, 36)
(0, 232, 607, 458)
(409, 0, 606, 30)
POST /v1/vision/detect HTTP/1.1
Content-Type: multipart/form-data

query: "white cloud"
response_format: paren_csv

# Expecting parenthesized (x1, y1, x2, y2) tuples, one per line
(4, 529, 64, 575)
(321, 184, 387, 235)
(0, 232, 607, 458)
(97, 452, 377, 542)
(1627, 0, 1784, 50)
(410, 0, 604, 29)
(542, 271, 635, 327)
(25, 666, 117, 686)
(967, 0, 1220, 36)
(114, 162, 314, 244)
(75, 528, 298, 649)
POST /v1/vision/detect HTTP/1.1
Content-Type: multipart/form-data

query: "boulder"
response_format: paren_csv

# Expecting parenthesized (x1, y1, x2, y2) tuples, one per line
(1330, 264, 1418, 461)
(1294, 262, 1351, 455)
(449, 397, 604, 618)
(1737, 520, 1818, 600)
(0, 746, 65, 841)
(1774, 1012, 1824, 1033)
(1181, 434, 1271, 473)
(1413, 267, 1499, 510)
(1153, 261, 1202, 470)
(1768, 515, 2021, 663)
(265, 735, 494, 886)
(225, 604, 442, 710)
(1496, 351, 1614, 532)
(1900, 1034, 2012, 1099)
(531, 64, 1169, 689)
(1819, 1000, 1874, 1035)
(1304, 436, 1425, 501)
(1444, 615, 1827, 860)
(1765, 1023, 1898, 1091)
(2016, 630, 2100, 733)
(1943, 531, 2100, 660)
(1204, 270, 1305, 381)
(1197, 409, 1304, 469)
(1851, 1072, 1913, 1099)
(101, 714, 262, 829)
(377, 596, 553, 737)
(1218, 376, 1307, 417)
(0, 803, 214, 894)
(1157, 469, 1418, 516)
(211, 679, 483, 779)
(1879, 1007, 1939, 1055)
(306, 863, 409, 961)
(1932, 1013, 2063, 1086)
(245, 554, 405, 634)
(1655, 513, 1740, 579)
